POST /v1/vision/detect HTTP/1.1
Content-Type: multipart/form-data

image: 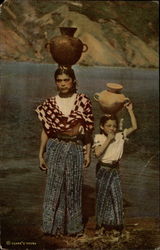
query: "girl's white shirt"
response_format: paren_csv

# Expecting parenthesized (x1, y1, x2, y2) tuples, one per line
(55, 93, 77, 116)
(93, 129, 128, 164)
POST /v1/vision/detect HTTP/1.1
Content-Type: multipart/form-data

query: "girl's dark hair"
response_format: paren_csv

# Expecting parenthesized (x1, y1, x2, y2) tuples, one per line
(54, 66, 77, 92)
(99, 114, 119, 134)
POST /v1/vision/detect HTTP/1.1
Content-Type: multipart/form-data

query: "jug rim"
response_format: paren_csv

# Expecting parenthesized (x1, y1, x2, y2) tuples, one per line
(106, 83, 123, 92)
(59, 27, 77, 36)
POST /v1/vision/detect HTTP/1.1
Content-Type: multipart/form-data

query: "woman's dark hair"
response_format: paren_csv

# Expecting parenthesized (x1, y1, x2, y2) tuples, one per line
(99, 114, 119, 134)
(54, 66, 77, 92)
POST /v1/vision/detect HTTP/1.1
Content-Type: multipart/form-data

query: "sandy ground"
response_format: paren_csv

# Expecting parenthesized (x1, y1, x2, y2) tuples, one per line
(0, 158, 160, 250)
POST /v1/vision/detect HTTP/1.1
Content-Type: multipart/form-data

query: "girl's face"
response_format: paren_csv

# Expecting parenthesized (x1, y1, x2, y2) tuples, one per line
(101, 119, 117, 135)
(55, 73, 74, 95)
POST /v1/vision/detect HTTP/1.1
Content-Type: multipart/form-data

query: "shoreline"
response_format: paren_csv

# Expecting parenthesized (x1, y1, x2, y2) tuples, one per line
(0, 60, 159, 70)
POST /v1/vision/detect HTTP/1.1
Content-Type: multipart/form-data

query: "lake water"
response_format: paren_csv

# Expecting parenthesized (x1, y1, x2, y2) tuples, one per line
(0, 62, 159, 218)
(0, 62, 159, 159)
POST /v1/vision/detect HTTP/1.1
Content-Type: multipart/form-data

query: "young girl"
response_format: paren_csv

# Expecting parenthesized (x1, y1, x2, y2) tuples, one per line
(93, 102, 137, 231)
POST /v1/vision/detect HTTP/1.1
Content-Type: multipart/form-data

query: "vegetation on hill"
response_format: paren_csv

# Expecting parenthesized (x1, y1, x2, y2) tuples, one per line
(0, 0, 159, 67)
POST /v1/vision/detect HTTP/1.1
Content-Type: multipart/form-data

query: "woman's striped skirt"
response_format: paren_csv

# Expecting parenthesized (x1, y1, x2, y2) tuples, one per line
(96, 162, 124, 230)
(42, 138, 84, 235)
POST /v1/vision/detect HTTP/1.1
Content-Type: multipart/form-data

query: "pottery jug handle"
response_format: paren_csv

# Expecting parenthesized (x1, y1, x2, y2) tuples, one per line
(45, 42, 50, 49)
(94, 94, 99, 101)
(124, 97, 130, 104)
(82, 43, 88, 52)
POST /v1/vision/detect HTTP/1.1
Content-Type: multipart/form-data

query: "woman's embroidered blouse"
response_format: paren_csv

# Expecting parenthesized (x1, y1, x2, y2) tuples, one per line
(35, 93, 94, 138)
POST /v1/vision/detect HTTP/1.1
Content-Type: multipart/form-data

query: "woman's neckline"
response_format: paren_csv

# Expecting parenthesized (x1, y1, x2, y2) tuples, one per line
(58, 92, 77, 98)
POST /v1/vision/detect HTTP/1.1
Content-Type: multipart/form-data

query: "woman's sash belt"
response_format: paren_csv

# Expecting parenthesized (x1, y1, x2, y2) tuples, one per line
(52, 133, 83, 144)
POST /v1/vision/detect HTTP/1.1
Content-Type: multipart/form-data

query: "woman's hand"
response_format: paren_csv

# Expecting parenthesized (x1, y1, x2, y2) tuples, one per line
(83, 153, 91, 168)
(39, 129, 48, 172)
(39, 156, 48, 171)
(83, 145, 91, 168)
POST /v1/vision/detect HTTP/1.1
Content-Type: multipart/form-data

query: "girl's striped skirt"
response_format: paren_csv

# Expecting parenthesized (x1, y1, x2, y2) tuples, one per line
(96, 162, 124, 230)
(42, 138, 84, 235)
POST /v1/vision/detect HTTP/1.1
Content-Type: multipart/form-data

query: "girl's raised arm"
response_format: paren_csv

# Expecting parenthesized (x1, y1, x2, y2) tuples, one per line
(124, 102, 138, 137)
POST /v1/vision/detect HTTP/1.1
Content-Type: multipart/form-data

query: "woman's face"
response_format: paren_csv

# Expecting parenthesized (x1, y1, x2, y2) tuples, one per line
(101, 119, 117, 135)
(55, 73, 74, 95)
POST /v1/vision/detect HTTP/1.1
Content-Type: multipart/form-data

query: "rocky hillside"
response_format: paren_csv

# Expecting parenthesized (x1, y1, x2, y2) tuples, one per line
(0, 0, 159, 67)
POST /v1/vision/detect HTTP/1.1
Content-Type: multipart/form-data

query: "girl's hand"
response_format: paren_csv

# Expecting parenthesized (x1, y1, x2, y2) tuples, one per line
(39, 157, 48, 171)
(124, 101, 133, 111)
(107, 132, 115, 142)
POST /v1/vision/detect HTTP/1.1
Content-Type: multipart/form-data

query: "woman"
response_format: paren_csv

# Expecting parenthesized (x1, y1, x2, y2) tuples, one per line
(35, 66, 94, 236)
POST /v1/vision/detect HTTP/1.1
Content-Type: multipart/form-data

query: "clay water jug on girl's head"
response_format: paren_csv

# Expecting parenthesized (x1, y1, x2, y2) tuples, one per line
(45, 27, 88, 66)
(94, 83, 129, 114)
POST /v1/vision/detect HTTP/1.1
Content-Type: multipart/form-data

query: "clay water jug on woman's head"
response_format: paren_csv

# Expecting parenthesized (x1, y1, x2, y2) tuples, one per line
(46, 27, 88, 66)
